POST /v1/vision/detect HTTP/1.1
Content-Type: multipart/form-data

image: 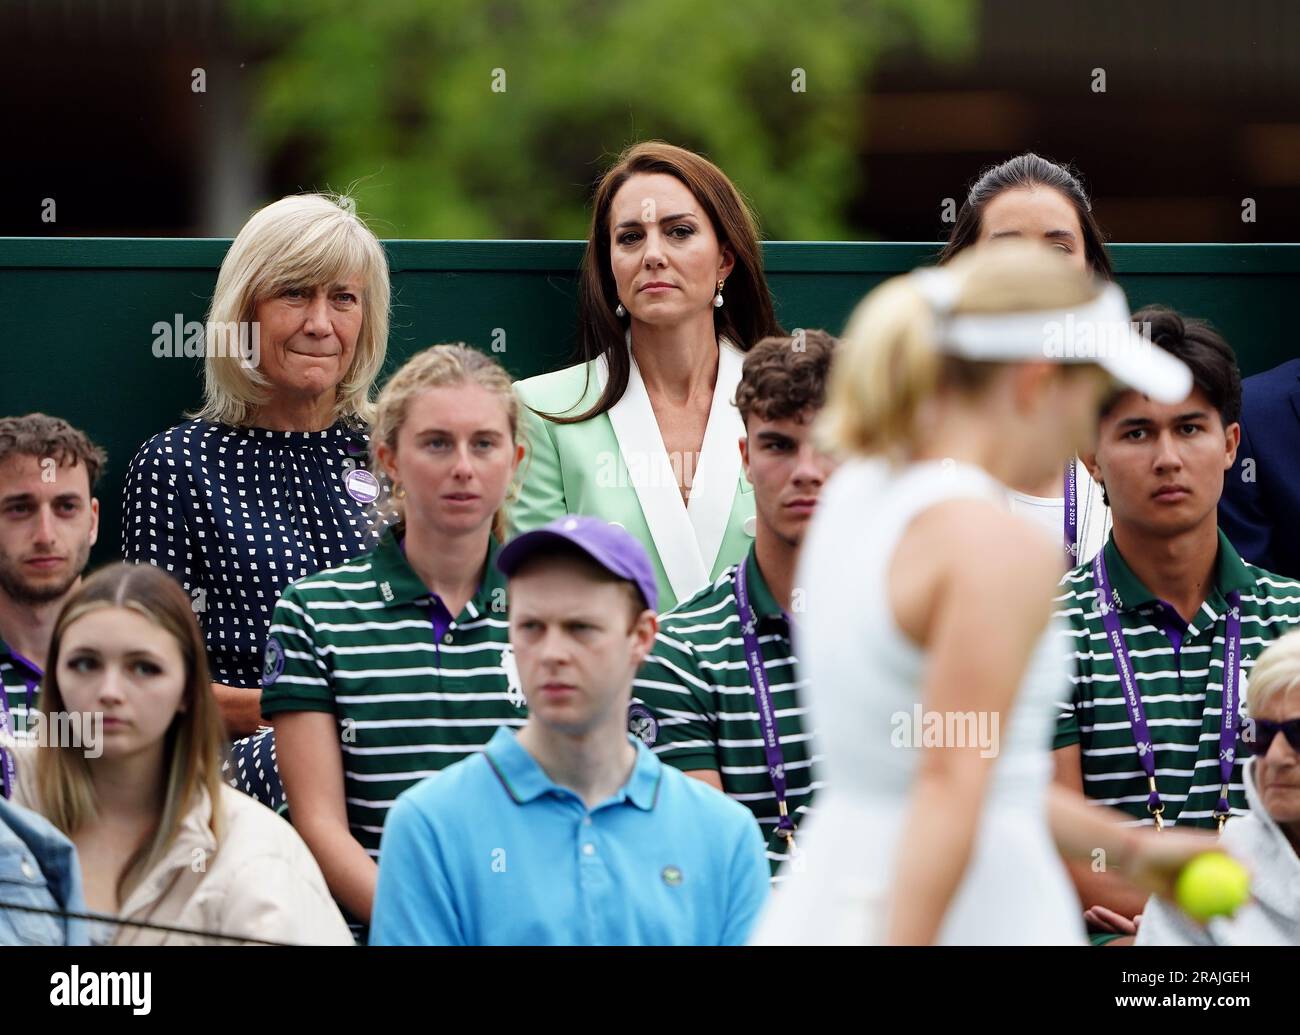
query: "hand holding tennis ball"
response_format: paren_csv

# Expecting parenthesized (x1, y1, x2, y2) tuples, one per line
(1174, 851, 1250, 923)
(1122, 827, 1247, 920)
(1125, 827, 1218, 896)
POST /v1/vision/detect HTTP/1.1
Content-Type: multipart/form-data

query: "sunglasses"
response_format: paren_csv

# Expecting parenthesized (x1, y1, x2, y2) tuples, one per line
(1246, 717, 1300, 757)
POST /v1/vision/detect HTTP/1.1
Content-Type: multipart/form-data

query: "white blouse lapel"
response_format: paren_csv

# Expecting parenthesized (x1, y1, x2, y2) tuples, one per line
(601, 348, 710, 603)
(687, 339, 745, 575)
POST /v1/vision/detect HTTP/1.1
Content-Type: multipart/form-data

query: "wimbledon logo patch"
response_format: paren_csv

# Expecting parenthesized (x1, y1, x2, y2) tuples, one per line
(628, 703, 658, 747)
(262, 637, 286, 686)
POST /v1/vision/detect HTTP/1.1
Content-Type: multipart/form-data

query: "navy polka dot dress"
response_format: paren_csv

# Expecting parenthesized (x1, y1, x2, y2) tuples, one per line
(122, 418, 384, 809)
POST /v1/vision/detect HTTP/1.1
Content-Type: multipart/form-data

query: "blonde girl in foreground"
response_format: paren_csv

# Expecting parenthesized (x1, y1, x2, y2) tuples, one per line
(752, 241, 1217, 945)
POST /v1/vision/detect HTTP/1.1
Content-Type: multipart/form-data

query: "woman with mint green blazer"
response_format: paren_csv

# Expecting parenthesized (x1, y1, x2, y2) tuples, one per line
(513, 337, 756, 610)
(509, 141, 781, 611)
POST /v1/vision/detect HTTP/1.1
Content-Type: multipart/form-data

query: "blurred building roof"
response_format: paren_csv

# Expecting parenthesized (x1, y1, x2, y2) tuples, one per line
(2, 0, 1296, 241)
(861, 0, 1300, 242)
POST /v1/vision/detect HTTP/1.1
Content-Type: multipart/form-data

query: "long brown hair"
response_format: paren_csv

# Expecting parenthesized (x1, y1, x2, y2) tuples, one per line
(34, 562, 227, 905)
(548, 140, 782, 424)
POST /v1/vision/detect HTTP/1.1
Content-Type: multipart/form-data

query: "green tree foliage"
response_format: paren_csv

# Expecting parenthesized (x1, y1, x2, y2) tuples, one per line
(232, 0, 974, 239)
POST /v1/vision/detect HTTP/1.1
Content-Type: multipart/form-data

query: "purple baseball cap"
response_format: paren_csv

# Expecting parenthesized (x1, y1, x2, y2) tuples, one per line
(497, 515, 659, 613)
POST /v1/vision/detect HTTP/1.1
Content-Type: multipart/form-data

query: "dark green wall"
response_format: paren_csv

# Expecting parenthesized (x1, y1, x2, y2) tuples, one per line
(2, 239, 1297, 567)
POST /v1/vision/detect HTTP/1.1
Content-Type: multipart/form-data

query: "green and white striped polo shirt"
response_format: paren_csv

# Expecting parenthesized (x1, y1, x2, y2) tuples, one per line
(0, 638, 41, 739)
(631, 545, 818, 878)
(1054, 529, 1300, 828)
(260, 527, 526, 857)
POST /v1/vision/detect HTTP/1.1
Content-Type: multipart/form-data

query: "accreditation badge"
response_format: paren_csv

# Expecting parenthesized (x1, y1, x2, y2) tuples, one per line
(343, 468, 380, 505)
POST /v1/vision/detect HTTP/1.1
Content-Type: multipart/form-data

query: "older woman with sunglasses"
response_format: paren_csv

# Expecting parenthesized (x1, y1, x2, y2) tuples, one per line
(1137, 628, 1300, 945)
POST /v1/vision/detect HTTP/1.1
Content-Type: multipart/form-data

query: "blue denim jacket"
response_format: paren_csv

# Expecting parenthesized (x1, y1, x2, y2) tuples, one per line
(0, 795, 89, 945)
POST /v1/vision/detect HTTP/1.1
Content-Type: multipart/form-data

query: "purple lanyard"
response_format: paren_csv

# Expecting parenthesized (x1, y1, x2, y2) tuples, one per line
(0, 655, 40, 800)
(1092, 552, 1241, 830)
(0, 684, 13, 800)
(1064, 461, 1079, 566)
(735, 562, 796, 838)
(0, 653, 40, 801)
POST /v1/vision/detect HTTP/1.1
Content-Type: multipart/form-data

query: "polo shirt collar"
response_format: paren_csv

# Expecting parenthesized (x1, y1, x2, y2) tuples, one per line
(368, 524, 506, 618)
(1212, 528, 1258, 596)
(742, 544, 785, 625)
(1101, 528, 1256, 613)
(483, 726, 663, 811)
(0, 635, 43, 680)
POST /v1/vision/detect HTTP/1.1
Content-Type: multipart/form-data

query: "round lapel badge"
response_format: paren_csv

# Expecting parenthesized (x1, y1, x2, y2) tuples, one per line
(661, 865, 683, 887)
(344, 468, 380, 505)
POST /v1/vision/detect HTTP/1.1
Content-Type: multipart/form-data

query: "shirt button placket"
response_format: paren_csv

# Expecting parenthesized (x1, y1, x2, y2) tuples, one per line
(578, 811, 599, 943)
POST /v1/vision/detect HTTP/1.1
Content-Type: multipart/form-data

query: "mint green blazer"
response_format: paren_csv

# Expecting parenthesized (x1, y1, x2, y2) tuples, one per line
(510, 343, 756, 612)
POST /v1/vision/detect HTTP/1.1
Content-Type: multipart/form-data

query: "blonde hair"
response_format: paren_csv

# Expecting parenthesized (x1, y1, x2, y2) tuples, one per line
(819, 241, 1104, 458)
(34, 563, 227, 907)
(370, 344, 521, 542)
(1247, 629, 1300, 716)
(192, 193, 390, 427)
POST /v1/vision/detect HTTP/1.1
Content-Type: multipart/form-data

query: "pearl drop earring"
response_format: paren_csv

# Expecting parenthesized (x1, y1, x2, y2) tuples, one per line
(615, 302, 626, 317)
(712, 280, 725, 308)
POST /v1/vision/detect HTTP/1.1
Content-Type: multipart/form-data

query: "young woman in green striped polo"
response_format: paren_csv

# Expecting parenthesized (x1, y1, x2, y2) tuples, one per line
(261, 345, 526, 932)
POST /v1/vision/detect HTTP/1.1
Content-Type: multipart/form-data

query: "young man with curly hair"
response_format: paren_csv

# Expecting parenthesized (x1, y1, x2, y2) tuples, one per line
(630, 330, 839, 879)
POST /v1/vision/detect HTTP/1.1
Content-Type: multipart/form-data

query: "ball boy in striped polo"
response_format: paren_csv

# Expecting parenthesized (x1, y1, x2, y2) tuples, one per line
(630, 331, 839, 878)
(1053, 307, 1300, 943)
(0, 415, 104, 800)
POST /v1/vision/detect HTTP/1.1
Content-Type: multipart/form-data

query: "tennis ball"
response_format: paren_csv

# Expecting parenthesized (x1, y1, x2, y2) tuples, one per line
(1174, 852, 1250, 923)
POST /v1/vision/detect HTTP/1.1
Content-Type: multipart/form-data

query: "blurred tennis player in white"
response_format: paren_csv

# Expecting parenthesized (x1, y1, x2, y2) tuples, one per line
(753, 241, 1216, 945)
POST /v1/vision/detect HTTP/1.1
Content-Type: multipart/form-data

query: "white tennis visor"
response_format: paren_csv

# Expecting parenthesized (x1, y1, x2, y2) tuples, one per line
(911, 272, 1194, 404)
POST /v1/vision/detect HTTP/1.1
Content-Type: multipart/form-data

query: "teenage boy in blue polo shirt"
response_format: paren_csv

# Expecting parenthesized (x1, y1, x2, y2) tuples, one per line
(370, 516, 769, 946)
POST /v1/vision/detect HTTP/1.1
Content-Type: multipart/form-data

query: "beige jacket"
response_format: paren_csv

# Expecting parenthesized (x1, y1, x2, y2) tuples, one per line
(15, 750, 352, 946)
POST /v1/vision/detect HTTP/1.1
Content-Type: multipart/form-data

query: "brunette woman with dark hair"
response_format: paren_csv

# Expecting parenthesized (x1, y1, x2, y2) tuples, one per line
(511, 141, 782, 611)
(941, 153, 1115, 567)
(939, 152, 1113, 279)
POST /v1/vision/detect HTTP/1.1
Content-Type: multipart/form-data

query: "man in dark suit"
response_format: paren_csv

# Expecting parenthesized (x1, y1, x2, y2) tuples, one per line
(1219, 358, 1300, 580)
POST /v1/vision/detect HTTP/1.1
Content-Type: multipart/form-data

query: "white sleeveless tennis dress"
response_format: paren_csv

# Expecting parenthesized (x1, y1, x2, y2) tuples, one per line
(751, 458, 1086, 945)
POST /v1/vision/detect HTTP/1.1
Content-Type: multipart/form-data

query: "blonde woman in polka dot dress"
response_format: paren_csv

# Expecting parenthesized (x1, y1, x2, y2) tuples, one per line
(121, 194, 391, 811)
